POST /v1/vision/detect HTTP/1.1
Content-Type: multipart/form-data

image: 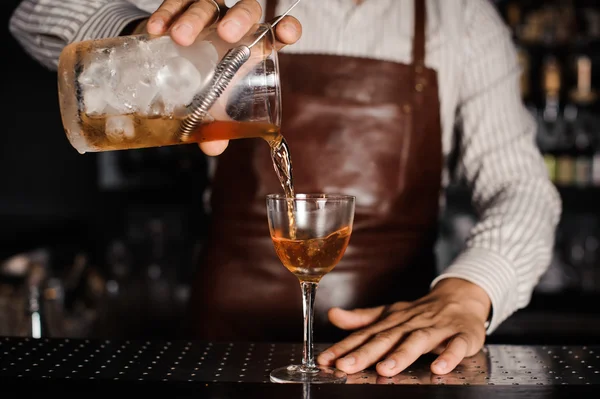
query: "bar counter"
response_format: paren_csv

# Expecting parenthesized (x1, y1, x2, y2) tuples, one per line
(0, 336, 598, 398)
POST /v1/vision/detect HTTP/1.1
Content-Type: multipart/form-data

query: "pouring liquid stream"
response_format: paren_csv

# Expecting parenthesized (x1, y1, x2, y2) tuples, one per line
(267, 132, 297, 240)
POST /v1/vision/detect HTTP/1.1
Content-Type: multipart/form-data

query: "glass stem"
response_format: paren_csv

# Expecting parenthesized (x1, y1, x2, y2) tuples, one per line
(300, 281, 318, 371)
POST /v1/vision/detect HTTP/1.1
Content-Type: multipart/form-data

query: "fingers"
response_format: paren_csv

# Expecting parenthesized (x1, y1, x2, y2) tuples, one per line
(171, 0, 222, 45)
(430, 333, 471, 375)
(199, 140, 229, 155)
(148, 0, 221, 45)
(272, 16, 302, 50)
(327, 306, 387, 331)
(317, 329, 382, 368)
(147, 0, 195, 35)
(148, 0, 301, 52)
(376, 327, 451, 377)
(334, 325, 408, 374)
(317, 309, 417, 369)
(217, 0, 263, 43)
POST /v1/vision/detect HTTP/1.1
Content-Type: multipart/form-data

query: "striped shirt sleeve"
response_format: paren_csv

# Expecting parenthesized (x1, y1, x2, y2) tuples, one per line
(8, 0, 151, 71)
(430, 0, 562, 333)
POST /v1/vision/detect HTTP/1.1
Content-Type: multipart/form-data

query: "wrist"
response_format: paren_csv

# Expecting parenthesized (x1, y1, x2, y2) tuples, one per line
(431, 278, 492, 323)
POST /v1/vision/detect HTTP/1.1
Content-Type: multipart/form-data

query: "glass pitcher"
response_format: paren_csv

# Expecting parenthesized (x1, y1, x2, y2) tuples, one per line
(57, 24, 281, 154)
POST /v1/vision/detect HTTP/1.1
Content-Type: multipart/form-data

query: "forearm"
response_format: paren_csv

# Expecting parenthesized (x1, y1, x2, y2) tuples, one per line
(434, 119, 561, 333)
(9, 0, 150, 70)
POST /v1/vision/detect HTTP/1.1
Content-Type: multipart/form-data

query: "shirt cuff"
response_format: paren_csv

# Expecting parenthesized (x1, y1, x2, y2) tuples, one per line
(72, 3, 150, 43)
(430, 247, 518, 334)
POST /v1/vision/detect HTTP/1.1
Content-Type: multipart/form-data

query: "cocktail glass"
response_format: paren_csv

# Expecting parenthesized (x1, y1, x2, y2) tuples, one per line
(266, 194, 355, 384)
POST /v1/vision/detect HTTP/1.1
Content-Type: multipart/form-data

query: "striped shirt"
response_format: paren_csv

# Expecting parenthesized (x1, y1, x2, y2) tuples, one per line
(9, 0, 562, 333)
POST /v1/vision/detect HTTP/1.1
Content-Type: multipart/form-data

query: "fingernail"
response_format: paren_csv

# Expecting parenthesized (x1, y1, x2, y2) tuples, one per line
(341, 356, 355, 366)
(320, 351, 334, 362)
(173, 23, 193, 38)
(433, 359, 447, 370)
(280, 22, 298, 35)
(379, 359, 396, 369)
(148, 19, 164, 32)
(222, 19, 244, 40)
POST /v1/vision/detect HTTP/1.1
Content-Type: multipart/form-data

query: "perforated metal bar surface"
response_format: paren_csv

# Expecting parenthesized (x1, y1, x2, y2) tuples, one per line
(0, 337, 598, 385)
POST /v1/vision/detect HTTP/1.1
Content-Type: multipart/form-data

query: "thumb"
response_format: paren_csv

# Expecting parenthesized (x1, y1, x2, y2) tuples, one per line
(327, 306, 387, 330)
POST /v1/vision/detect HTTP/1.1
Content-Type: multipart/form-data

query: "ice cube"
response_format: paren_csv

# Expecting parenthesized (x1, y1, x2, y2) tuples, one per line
(106, 115, 135, 142)
(107, 52, 160, 115)
(140, 36, 179, 62)
(155, 56, 203, 112)
(176, 40, 218, 88)
(79, 60, 109, 88)
(104, 83, 135, 114)
(120, 71, 160, 113)
(82, 87, 108, 115)
(80, 84, 124, 116)
(132, 81, 161, 115)
(103, 37, 183, 115)
(79, 51, 116, 114)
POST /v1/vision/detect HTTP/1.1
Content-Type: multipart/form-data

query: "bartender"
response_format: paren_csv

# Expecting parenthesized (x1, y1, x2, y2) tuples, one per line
(9, 0, 561, 377)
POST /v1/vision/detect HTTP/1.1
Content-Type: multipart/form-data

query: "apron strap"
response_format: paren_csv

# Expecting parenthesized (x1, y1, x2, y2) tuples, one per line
(265, 0, 277, 21)
(413, 0, 426, 67)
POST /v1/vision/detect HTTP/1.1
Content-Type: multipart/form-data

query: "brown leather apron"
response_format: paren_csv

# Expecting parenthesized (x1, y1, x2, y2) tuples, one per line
(185, 0, 443, 342)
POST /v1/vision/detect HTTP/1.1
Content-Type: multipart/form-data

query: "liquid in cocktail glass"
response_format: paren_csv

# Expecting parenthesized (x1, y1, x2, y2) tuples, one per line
(271, 226, 351, 283)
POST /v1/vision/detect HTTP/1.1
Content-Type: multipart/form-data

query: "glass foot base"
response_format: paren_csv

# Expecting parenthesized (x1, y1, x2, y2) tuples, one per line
(270, 364, 347, 384)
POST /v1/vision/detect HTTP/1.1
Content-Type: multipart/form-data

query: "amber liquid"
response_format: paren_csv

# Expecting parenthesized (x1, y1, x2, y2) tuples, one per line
(79, 113, 281, 151)
(79, 112, 295, 200)
(271, 226, 351, 283)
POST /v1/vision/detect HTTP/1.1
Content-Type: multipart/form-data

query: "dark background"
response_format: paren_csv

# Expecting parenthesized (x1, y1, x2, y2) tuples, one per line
(1, 0, 600, 343)
(0, 0, 99, 258)
(0, 0, 210, 339)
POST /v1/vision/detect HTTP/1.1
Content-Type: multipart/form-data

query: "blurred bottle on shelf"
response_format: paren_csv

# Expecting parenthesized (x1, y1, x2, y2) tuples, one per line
(555, 114, 575, 186)
(569, 55, 597, 105)
(536, 56, 563, 182)
(532, 52, 600, 188)
(564, 54, 600, 188)
(565, 55, 597, 187)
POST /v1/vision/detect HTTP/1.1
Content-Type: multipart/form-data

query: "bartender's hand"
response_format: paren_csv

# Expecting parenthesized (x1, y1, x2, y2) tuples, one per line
(317, 278, 491, 377)
(143, 0, 302, 156)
